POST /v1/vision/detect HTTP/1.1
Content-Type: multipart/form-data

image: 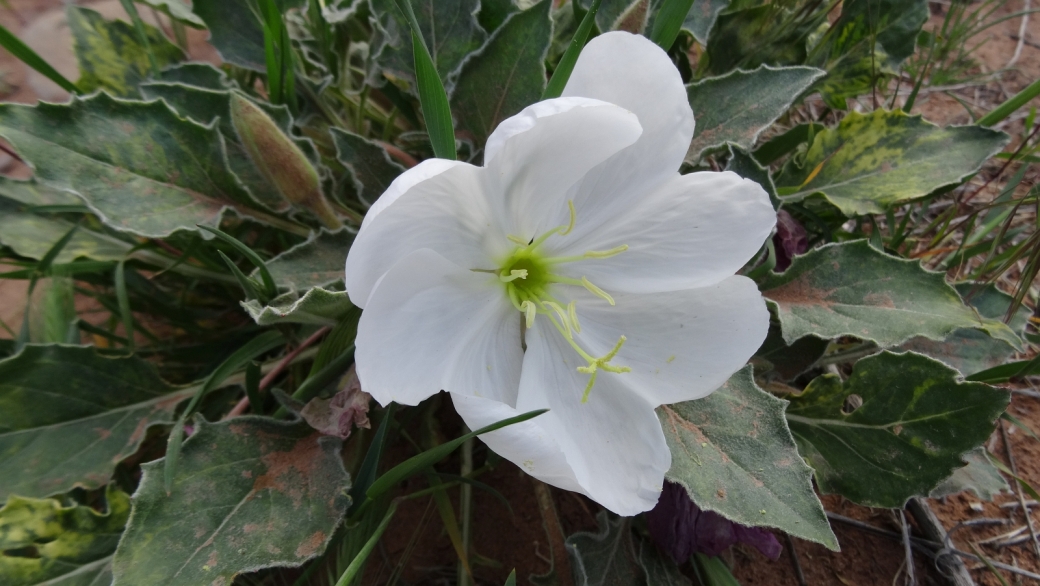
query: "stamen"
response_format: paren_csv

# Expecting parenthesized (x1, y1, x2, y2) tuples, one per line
(542, 300, 572, 338)
(559, 201, 576, 236)
(581, 277, 615, 306)
(507, 234, 529, 246)
(520, 300, 537, 329)
(580, 370, 598, 403)
(500, 269, 528, 282)
(603, 335, 627, 362)
(583, 244, 629, 259)
(576, 335, 630, 403)
(568, 301, 581, 334)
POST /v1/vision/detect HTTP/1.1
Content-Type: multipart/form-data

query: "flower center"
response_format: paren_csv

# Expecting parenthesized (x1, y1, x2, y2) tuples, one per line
(492, 201, 631, 403)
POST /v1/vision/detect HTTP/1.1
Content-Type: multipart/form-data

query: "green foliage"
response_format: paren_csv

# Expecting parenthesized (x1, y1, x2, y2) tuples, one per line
(777, 110, 1009, 216)
(0, 487, 129, 586)
(787, 351, 1010, 508)
(139, 0, 205, 28)
(659, 367, 837, 549)
(330, 128, 406, 206)
(682, 0, 731, 44)
(191, 0, 304, 72)
(112, 417, 350, 586)
(67, 6, 184, 97)
(452, 0, 553, 149)
(0, 94, 282, 239)
(760, 241, 1017, 347)
(262, 228, 354, 290)
(567, 512, 690, 585)
(930, 447, 1009, 501)
(0, 345, 189, 500)
(686, 65, 824, 161)
(242, 288, 354, 326)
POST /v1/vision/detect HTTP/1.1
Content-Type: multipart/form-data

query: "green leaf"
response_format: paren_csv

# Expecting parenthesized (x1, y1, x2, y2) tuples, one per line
(197, 225, 277, 298)
(112, 417, 351, 586)
(330, 128, 405, 206)
(901, 283, 1030, 376)
(452, 0, 552, 149)
(578, 0, 645, 33)
(567, 512, 690, 586)
(776, 110, 1009, 216)
(786, 351, 1010, 508)
(156, 62, 231, 89)
(649, 0, 695, 50)
(67, 6, 185, 98)
(703, 5, 812, 76)
(754, 321, 828, 381)
(685, 65, 824, 162)
(811, 0, 926, 108)
(191, 0, 304, 72)
(0, 345, 190, 500)
(682, 0, 731, 45)
(725, 145, 779, 209)
(242, 287, 354, 326)
(139, 83, 311, 213)
(543, 0, 601, 100)
(140, 0, 206, 27)
(479, 0, 518, 34)
(760, 240, 1016, 347)
(930, 447, 1009, 501)
(0, 487, 129, 586)
(0, 93, 278, 239)
(659, 366, 837, 549)
(370, 0, 486, 93)
(0, 177, 81, 207)
(0, 207, 130, 264)
(262, 228, 354, 290)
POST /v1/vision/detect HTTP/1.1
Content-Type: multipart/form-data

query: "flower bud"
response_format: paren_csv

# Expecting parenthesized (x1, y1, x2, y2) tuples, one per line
(230, 93, 342, 229)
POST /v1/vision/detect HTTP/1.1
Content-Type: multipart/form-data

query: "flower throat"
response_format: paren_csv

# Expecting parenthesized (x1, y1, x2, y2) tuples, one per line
(493, 201, 631, 403)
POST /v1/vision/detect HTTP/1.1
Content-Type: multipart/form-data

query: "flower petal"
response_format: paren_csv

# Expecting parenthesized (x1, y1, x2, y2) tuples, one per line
(482, 97, 642, 239)
(557, 171, 776, 293)
(345, 161, 502, 308)
(565, 276, 769, 407)
(560, 31, 694, 229)
(355, 249, 523, 407)
(450, 393, 586, 494)
(515, 321, 670, 516)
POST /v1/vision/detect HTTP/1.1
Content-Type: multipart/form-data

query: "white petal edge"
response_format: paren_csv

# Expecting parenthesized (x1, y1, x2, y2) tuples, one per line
(567, 276, 770, 407)
(515, 320, 670, 516)
(344, 161, 497, 308)
(450, 393, 586, 494)
(556, 171, 776, 293)
(481, 97, 642, 240)
(354, 248, 523, 407)
(559, 31, 694, 234)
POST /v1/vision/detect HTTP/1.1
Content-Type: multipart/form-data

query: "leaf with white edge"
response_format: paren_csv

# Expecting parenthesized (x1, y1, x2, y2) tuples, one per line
(261, 229, 354, 290)
(157, 63, 232, 89)
(330, 128, 405, 207)
(760, 240, 1017, 347)
(0, 177, 81, 207)
(452, 0, 552, 149)
(111, 417, 350, 586)
(901, 283, 1030, 376)
(686, 65, 824, 162)
(369, 0, 486, 93)
(0, 345, 191, 500)
(659, 366, 837, 549)
(140, 83, 309, 212)
(578, 0, 644, 33)
(776, 110, 1009, 216)
(786, 351, 1010, 508)
(0, 207, 130, 263)
(242, 288, 354, 326)
(192, 0, 304, 72)
(682, 0, 731, 44)
(0, 487, 129, 586)
(0, 93, 277, 239)
(567, 512, 690, 586)
(141, 0, 205, 27)
(67, 6, 185, 98)
(726, 145, 779, 209)
(930, 447, 1009, 501)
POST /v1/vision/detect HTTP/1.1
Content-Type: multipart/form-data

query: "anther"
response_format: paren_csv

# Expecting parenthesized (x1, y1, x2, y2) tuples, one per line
(567, 301, 581, 334)
(560, 200, 576, 235)
(520, 300, 536, 329)
(507, 234, 529, 246)
(581, 277, 615, 306)
(584, 244, 629, 259)
(543, 301, 572, 338)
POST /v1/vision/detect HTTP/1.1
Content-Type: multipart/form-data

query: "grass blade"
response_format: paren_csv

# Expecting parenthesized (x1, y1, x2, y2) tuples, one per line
(543, 0, 601, 100)
(0, 22, 78, 94)
(649, 0, 695, 51)
(115, 260, 134, 353)
(978, 77, 1040, 127)
(395, 0, 456, 159)
(117, 0, 159, 74)
(197, 225, 277, 298)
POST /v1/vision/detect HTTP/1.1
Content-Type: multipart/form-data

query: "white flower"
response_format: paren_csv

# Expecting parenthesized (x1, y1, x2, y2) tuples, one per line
(344, 32, 775, 515)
